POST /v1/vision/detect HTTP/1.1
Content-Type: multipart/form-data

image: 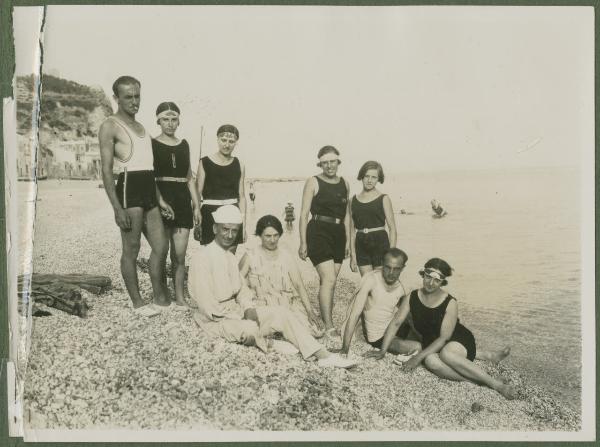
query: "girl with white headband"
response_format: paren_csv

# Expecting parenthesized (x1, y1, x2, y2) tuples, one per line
(152, 101, 201, 307)
(298, 145, 350, 337)
(367, 257, 517, 400)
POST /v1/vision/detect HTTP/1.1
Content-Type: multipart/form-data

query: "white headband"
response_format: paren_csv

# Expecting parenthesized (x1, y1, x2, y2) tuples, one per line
(156, 110, 179, 120)
(424, 268, 445, 280)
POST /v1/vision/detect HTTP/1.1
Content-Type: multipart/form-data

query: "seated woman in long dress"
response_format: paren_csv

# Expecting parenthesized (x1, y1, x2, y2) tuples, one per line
(239, 215, 325, 338)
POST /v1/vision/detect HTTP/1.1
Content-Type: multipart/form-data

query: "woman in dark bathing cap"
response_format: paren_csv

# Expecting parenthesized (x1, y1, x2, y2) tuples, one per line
(152, 101, 201, 306)
(196, 124, 247, 250)
(367, 257, 517, 400)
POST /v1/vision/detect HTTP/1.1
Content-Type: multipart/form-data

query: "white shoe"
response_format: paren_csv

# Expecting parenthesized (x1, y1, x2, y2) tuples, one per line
(317, 354, 358, 369)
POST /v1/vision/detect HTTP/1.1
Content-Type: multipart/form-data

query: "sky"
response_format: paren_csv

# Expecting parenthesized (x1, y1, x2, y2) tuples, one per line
(13, 5, 594, 178)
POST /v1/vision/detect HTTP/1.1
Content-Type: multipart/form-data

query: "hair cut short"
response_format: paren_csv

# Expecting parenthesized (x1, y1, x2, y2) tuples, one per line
(255, 214, 284, 236)
(156, 101, 181, 116)
(112, 75, 141, 96)
(217, 124, 239, 140)
(383, 247, 408, 264)
(317, 145, 340, 159)
(420, 257, 453, 286)
(357, 160, 385, 183)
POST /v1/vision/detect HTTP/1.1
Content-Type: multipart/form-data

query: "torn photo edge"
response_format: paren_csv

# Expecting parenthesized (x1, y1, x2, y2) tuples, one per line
(1, 1, 597, 444)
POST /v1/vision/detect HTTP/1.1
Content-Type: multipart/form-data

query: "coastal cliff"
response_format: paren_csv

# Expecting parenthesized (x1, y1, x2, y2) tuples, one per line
(16, 74, 112, 179)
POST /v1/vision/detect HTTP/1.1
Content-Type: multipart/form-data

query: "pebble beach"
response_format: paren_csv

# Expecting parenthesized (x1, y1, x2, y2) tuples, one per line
(20, 180, 581, 433)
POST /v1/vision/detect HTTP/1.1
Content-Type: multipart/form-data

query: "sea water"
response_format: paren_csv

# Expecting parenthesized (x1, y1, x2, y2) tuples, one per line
(22, 166, 583, 412)
(248, 166, 582, 411)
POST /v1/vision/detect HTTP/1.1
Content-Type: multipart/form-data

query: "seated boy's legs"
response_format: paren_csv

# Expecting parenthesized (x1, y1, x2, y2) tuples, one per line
(368, 323, 422, 354)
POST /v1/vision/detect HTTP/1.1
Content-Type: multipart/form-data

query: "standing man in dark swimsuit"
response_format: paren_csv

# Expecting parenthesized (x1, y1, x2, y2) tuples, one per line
(195, 124, 247, 249)
(98, 75, 174, 317)
(299, 146, 350, 337)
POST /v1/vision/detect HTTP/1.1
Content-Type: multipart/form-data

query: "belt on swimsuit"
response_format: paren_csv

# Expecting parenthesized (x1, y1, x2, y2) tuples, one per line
(156, 176, 188, 183)
(202, 198, 239, 206)
(356, 226, 386, 234)
(312, 214, 342, 225)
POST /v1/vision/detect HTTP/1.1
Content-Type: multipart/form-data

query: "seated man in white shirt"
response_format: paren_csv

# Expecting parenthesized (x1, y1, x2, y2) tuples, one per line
(188, 205, 357, 369)
(339, 248, 422, 356)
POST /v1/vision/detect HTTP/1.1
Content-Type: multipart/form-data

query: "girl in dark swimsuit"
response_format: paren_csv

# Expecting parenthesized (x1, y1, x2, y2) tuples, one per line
(152, 102, 201, 306)
(367, 258, 517, 400)
(298, 146, 350, 337)
(349, 161, 398, 276)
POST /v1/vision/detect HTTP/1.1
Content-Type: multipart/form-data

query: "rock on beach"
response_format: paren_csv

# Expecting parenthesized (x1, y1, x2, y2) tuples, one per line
(21, 180, 580, 432)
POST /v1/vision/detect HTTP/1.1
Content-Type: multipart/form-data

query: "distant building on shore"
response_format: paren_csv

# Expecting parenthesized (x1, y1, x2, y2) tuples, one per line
(16, 134, 101, 180)
(49, 137, 101, 179)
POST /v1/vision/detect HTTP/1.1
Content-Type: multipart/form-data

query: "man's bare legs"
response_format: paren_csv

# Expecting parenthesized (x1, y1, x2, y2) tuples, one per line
(169, 227, 190, 305)
(120, 208, 146, 308)
(315, 260, 342, 332)
(143, 207, 170, 306)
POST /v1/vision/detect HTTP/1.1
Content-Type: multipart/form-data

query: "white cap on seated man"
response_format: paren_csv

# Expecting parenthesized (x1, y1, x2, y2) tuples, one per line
(188, 205, 358, 368)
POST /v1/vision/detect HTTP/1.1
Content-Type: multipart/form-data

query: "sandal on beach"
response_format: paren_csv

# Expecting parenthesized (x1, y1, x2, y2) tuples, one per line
(393, 350, 419, 365)
(133, 304, 161, 317)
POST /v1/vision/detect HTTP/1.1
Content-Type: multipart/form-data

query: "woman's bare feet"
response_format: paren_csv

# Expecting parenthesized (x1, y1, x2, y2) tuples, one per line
(173, 297, 187, 306)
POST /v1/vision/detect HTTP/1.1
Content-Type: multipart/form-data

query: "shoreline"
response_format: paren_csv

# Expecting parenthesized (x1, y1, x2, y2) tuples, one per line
(17, 163, 579, 185)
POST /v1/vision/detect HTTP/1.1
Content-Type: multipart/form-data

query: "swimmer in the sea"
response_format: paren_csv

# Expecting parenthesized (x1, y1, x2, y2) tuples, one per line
(249, 182, 256, 206)
(284, 201, 295, 232)
(431, 199, 447, 218)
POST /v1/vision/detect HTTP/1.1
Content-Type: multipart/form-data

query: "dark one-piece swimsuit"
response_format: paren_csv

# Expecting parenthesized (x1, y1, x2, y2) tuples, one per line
(152, 138, 193, 229)
(200, 156, 243, 245)
(409, 289, 477, 361)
